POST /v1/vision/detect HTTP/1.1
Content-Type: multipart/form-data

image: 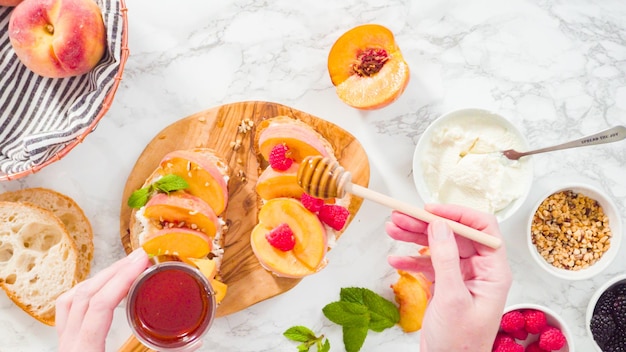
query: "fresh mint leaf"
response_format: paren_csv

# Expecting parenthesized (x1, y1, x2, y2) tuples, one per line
(154, 174, 189, 193)
(284, 325, 329, 352)
(319, 339, 330, 352)
(339, 287, 399, 332)
(340, 287, 367, 305)
(322, 301, 369, 327)
(284, 326, 317, 343)
(127, 187, 151, 208)
(343, 325, 368, 352)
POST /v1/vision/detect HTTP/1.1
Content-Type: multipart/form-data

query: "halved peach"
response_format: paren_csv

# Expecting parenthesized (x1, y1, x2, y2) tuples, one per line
(142, 227, 212, 259)
(391, 270, 432, 332)
(144, 192, 219, 238)
(250, 198, 327, 278)
(257, 117, 332, 163)
(328, 24, 410, 110)
(256, 163, 304, 200)
(159, 150, 228, 215)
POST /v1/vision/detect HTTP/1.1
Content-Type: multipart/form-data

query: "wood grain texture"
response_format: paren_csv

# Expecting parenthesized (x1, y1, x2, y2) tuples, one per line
(119, 101, 370, 317)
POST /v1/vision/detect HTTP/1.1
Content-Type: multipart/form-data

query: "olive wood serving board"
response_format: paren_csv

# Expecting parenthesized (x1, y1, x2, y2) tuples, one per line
(119, 101, 370, 317)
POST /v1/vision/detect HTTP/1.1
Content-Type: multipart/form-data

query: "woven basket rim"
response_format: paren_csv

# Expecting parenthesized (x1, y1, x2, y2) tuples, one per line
(0, 0, 129, 182)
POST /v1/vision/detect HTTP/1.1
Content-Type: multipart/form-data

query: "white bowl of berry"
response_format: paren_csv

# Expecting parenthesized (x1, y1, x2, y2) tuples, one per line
(586, 273, 626, 351)
(493, 303, 573, 352)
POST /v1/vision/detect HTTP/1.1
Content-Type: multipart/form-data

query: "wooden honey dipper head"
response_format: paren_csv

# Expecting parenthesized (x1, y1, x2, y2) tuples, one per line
(297, 156, 352, 199)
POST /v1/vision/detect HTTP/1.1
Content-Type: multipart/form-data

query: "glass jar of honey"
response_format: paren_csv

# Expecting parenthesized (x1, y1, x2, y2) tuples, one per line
(126, 257, 216, 351)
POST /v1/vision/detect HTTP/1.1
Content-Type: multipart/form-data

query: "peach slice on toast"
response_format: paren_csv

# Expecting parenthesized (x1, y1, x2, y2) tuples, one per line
(159, 149, 228, 215)
(143, 192, 219, 238)
(142, 227, 212, 259)
(256, 163, 304, 200)
(328, 24, 410, 109)
(250, 198, 327, 278)
(256, 116, 333, 163)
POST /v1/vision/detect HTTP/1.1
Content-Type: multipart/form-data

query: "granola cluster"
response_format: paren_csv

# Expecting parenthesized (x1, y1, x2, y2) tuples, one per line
(530, 190, 612, 271)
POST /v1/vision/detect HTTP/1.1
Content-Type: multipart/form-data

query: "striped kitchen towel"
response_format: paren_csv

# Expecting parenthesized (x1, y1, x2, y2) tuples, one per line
(0, 0, 124, 176)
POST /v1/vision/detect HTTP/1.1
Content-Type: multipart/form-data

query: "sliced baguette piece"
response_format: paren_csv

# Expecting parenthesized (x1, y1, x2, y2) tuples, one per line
(0, 201, 79, 326)
(0, 188, 94, 282)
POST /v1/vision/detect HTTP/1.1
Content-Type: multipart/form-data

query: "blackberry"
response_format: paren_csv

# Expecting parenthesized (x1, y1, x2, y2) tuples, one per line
(604, 331, 626, 352)
(596, 289, 616, 316)
(612, 284, 626, 329)
(590, 313, 616, 349)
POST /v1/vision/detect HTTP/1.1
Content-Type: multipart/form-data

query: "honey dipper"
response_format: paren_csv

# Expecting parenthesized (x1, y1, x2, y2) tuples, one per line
(297, 156, 502, 249)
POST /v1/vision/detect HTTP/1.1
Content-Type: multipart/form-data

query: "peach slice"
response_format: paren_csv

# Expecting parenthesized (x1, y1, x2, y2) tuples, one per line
(250, 198, 327, 278)
(256, 163, 304, 200)
(328, 24, 410, 110)
(210, 279, 228, 305)
(391, 270, 432, 332)
(159, 150, 228, 215)
(257, 117, 332, 163)
(188, 257, 218, 279)
(143, 192, 219, 238)
(142, 227, 212, 259)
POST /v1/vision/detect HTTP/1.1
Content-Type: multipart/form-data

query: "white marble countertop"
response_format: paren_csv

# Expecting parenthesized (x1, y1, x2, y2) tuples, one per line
(1, 0, 626, 351)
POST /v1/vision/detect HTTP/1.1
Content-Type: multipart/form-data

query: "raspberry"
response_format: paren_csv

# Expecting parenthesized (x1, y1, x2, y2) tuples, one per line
(268, 144, 293, 171)
(500, 310, 526, 333)
(318, 204, 349, 231)
(538, 327, 566, 350)
(525, 342, 548, 352)
(509, 327, 528, 340)
(493, 339, 523, 352)
(265, 223, 295, 251)
(493, 332, 515, 349)
(300, 193, 324, 213)
(523, 309, 547, 334)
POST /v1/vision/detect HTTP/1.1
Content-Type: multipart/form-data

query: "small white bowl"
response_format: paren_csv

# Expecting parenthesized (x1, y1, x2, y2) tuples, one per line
(500, 303, 574, 352)
(585, 274, 626, 351)
(526, 183, 622, 280)
(412, 108, 533, 222)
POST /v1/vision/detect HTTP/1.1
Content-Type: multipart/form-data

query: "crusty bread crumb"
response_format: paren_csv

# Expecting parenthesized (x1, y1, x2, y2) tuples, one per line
(0, 201, 79, 326)
(0, 188, 93, 282)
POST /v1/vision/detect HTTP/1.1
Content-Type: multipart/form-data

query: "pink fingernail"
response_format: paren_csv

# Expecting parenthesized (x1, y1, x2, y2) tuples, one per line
(431, 220, 451, 241)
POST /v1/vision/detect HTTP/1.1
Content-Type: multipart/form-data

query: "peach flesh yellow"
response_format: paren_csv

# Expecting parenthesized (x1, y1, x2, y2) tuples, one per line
(142, 227, 212, 259)
(256, 163, 304, 200)
(250, 198, 327, 278)
(328, 24, 410, 110)
(159, 150, 228, 216)
(258, 123, 331, 163)
(391, 270, 432, 332)
(144, 192, 219, 238)
(8, 0, 106, 78)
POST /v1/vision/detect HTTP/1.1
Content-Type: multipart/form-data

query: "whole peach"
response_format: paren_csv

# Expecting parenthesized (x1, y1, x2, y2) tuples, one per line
(0, 0, 23, 6)
(8, 0, 106, 78)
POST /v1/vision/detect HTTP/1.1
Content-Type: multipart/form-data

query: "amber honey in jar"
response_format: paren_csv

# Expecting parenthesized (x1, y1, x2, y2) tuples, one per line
(126, 260, 216, 351)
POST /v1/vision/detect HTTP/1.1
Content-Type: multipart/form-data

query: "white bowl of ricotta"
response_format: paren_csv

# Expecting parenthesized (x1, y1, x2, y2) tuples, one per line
(412, 108, 533, 222)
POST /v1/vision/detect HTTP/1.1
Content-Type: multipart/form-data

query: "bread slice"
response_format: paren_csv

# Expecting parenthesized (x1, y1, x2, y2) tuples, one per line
(0, 188, 93, 282)
(0, 201, 79, 326)
(128, 148, 229, 265)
